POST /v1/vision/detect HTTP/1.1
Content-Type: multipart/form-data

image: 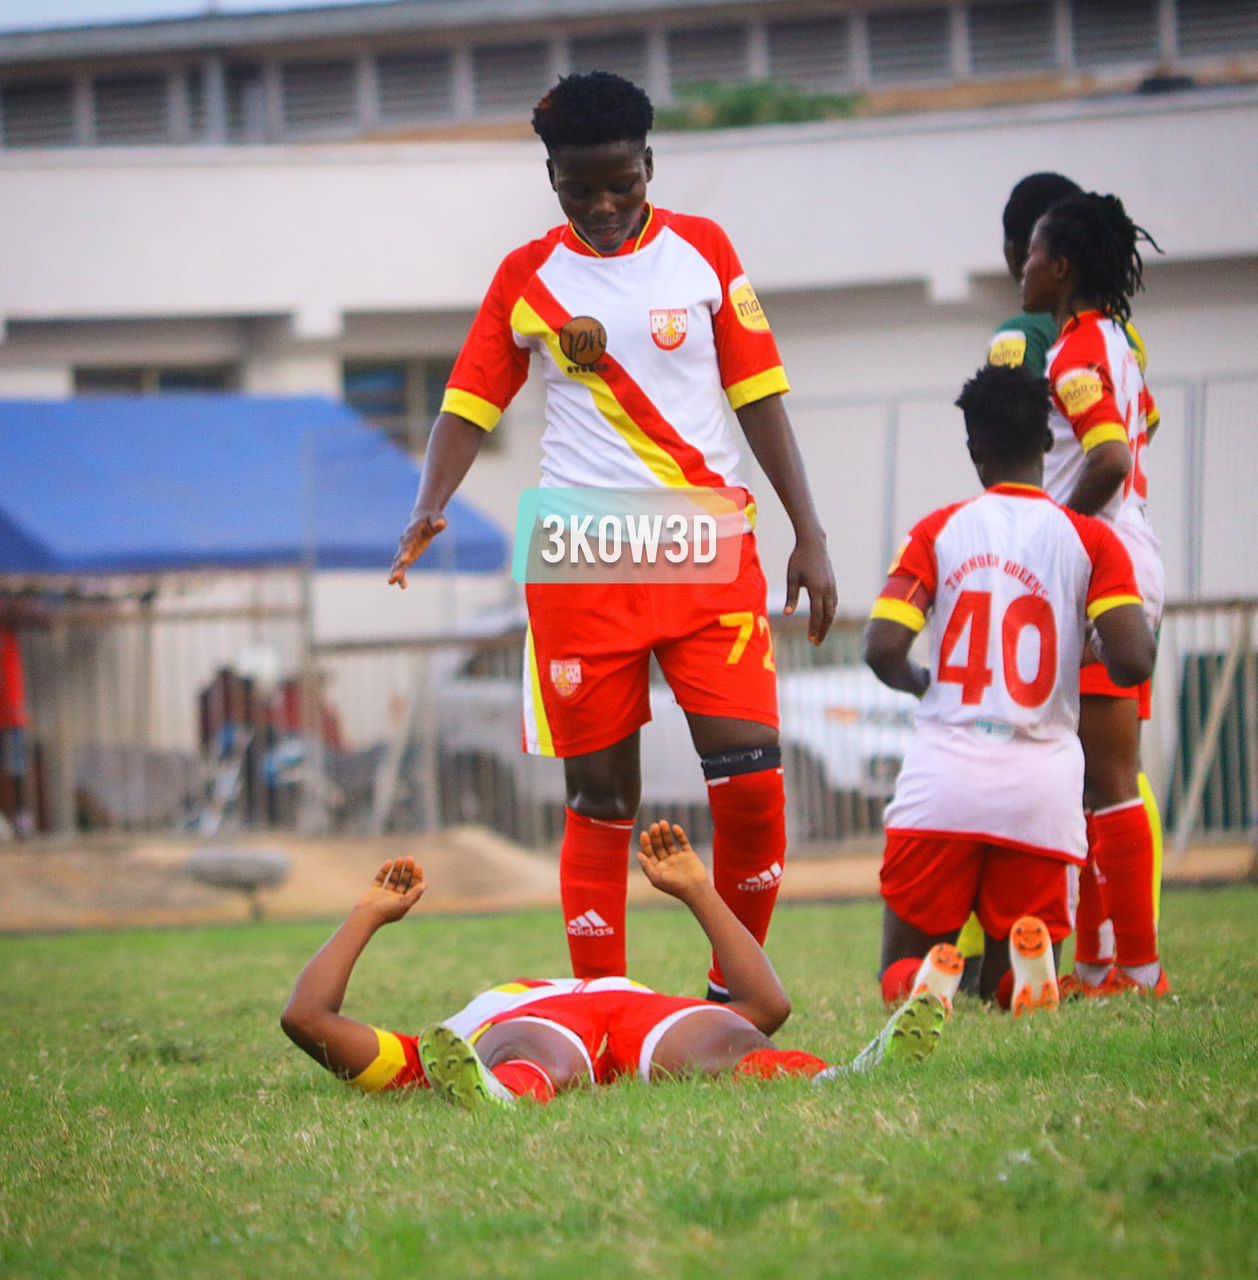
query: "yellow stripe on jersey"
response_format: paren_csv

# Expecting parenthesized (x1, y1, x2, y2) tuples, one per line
(1147, 405, 1161, 429)
(725, 365, 791, 411)
(525, 621, 556, 757)
(349, 1027, 408, 1092)
(1080, 423, 1129, 453)
(1124, 320, 1149, 375)
(1087, 593, 1142, 621)
(870, 598, 927, 632)
(510, 297, 692, 489)
(441, 388, 503, 432)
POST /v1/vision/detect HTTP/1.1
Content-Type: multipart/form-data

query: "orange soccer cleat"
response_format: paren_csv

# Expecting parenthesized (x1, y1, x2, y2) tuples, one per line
(1086, 966, 1174, 999)
(1057, 970, 1101, 1002)
(910, 943, 965, 1015)
(1008, 916, 1059, 1019)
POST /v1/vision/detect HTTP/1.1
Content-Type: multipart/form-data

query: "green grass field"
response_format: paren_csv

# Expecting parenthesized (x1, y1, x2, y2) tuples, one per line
(2, 888, 1255, 1279)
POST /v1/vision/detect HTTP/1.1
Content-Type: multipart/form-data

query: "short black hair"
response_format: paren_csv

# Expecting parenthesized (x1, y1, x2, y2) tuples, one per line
(1002, 172, 1082, 253)
(956, 366, 1051, 466)
(532, 71, 654, 151)
(1037, 192, 1161, 325)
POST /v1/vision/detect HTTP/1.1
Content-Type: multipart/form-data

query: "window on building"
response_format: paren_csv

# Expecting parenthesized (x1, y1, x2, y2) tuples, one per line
(767, 17, 852, 92)
(868, 7, 952, 84)
(185, 65, 206, 139)
(969, 0, 1056, 75)
(1, 79, 75, 148)
(226, 62, 267, 142)
(74, 365, 237, 395)
(342, 357, 467, 454)
(377, 49, 455, 124)
(281, 58, 357, 136)
(94, 72, 169, 144)
(1177, 0, 1258, 56)
(1072, 0, 1160, 68)
(668, 24, 750, 89)
(570, 31, 650, 86)
(472, 42, 550, 116)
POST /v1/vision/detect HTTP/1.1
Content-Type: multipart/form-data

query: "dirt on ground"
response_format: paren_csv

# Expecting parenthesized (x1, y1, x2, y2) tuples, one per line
(0, 827, 1252, 935)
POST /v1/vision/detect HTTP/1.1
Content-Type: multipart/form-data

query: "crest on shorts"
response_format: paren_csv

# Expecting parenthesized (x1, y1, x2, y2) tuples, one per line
(550, 658, 583, 698)
(650, 309, 688, 351)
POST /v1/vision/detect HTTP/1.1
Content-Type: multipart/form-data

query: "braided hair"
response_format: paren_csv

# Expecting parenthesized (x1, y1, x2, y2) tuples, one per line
(1037, 193, 1162, 325)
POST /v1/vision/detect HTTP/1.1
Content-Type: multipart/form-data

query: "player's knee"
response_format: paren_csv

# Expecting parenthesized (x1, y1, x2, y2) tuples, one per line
(567, 777, 639, 822)
(758, 992, 791, 1036)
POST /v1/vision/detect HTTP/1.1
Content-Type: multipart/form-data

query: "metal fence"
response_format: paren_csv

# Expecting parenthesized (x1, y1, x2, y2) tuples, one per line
(6, 594, 1252, 855)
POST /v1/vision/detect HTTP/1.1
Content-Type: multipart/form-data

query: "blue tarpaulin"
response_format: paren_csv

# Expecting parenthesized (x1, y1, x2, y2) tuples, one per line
(0, 396, 507, 576)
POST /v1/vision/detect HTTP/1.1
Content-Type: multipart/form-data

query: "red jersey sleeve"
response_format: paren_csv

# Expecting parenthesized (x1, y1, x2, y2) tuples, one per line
(869, 504, 959, 633)
(666, 214, 789, 411)
(440, 234, 558, 432)
(1048, 325, 1128, 455)
(347, 1027, 430, 1093)
(1063, 511, 1142, 619)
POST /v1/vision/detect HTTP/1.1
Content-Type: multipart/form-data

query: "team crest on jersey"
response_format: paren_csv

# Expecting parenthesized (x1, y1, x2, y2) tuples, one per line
(649, 308, 688, 351)
(550, 659, 583, 698)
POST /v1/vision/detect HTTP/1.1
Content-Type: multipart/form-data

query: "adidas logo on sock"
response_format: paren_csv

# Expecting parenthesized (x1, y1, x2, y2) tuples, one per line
(737, 862, 783, 893)
(567, 909, 615, 937)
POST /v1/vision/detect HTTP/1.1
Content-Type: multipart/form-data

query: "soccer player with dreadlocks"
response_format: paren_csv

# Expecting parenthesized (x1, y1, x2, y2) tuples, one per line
(1019, 192, 1171, 998)
(389, 73, 836, 996)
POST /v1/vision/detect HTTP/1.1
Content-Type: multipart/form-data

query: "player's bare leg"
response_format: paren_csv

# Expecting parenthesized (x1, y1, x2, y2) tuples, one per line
(420, 1020, 592, 1110)
(879, 906, 959, 1005)
(648, 1006, 775, 1080)
(686, 712, 787, 1001)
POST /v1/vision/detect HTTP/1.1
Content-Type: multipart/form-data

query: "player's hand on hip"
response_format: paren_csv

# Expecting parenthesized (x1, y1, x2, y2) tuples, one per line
(784, 533, 838, 645)
(388, 512, 448, 589)
(637, 821, 708, 902)
(358, 857, 427, 924)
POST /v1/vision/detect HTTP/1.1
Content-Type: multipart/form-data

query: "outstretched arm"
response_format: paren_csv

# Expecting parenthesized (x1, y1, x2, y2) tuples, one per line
(280, 858, 426, 1080)
(389, 413, 486, 588)
(737, 395, 837, 645)
(638, 821, 791, 1034)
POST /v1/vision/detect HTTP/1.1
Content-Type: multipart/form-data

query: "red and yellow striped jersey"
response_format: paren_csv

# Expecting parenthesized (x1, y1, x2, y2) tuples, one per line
(441, 206, 789, 492)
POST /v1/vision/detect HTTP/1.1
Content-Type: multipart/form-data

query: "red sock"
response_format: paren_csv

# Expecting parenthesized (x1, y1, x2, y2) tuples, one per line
(1074, 837, 1113, 967)
(491, 1059, 556, 1104)
(995, 968, 1015, 1011)
(1090, 799, 1159, 967)
(707, 766, 787, 991)
(560, 807, 633, 978)
(881, 956, 921, 1007)
(734, 1048, 829, 1080)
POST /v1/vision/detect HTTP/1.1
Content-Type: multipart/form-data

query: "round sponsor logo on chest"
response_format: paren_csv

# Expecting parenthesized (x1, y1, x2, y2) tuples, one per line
(559, 316, 608, 368)
(650, 308, 688, 351)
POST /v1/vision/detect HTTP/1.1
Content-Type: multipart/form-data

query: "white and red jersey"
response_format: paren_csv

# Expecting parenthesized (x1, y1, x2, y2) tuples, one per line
(440, 205, 789, 493)
(871, 484, 1141, 860)
(1044, 310, 1158, 534)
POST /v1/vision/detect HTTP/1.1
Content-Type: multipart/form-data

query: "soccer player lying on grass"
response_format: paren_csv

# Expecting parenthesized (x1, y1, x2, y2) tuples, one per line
(281, 822, 945, 1108)
(865, 366, 1155, 1017)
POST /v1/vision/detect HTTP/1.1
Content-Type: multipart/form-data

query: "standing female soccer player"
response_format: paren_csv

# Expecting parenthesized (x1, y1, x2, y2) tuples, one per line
(1019, 192, 1170, 997)
(389, 73, 836, 997)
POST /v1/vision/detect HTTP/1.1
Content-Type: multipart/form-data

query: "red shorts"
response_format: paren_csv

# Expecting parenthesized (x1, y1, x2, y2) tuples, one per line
(523, 533, 778, 757)
(1080, 660, 1152, 720)
(881, 832, 1072, 943)
(481, 990, 723, 1084)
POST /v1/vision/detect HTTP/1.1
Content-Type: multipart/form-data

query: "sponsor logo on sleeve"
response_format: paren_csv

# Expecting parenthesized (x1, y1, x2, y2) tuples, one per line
(649, 308, 689, 351)
(1056, 367, 1104, 416)
(729, 274, 770, 333)
(988, 331, 1028, 368)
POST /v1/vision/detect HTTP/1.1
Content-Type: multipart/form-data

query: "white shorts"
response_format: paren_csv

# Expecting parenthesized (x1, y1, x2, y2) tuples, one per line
(1116, 519, 1164, 632)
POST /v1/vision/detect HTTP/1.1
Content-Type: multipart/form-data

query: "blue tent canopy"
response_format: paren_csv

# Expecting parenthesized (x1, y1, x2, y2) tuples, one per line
(0, 396, 507, 576)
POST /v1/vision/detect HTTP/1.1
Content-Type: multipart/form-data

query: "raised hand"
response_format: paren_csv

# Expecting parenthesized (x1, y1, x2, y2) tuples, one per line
(388, 512, 448, 589)
(357, 857, 427, 925)
(637, 820, 709, 903)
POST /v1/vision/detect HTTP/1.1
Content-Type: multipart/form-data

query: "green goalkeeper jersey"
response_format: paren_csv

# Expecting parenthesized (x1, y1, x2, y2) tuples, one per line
(987, 312, 1150, 379)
